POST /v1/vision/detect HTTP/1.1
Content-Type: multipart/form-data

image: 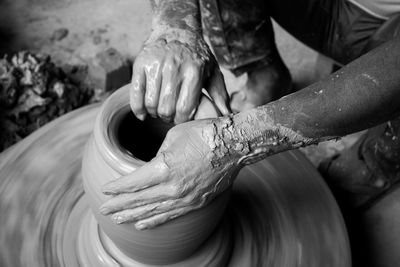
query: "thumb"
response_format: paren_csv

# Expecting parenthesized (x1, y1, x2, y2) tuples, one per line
(206, 68, 232, 115)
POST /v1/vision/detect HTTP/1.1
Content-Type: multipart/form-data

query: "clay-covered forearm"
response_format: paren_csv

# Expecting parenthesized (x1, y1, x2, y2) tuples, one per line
(273, 36, 400, 138)
(149, 0, 202, 39)
(210, 36, 400, 166)
(206, 108, 316, 167)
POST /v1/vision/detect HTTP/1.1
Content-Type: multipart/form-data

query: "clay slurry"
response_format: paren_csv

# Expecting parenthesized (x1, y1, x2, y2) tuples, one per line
(117, 111, 174, 161)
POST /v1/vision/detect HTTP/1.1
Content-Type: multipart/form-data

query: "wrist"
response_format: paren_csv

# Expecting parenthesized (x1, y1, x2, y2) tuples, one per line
(147, 25, 201, 45)
(205, 106, 317, 167)
(235, 107, 317, 164)
(150, 0, 201, 38)
(145, 26, 213, 69)
(202, 115, 249, 169)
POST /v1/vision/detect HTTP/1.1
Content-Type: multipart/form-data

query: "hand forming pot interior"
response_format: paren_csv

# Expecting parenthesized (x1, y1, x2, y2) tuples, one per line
(82, 84, 231, 265)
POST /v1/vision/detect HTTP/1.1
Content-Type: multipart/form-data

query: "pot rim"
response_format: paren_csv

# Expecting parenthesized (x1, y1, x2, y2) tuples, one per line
(93, 84, 143, 175)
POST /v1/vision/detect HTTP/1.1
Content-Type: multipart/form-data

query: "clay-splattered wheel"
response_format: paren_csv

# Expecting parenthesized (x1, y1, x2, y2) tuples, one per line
(0, 99, 350, 267)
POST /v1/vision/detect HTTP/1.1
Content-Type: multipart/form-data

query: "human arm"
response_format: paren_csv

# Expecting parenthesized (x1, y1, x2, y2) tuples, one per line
(130, 0, 230, 123)
(101, 36, 400, 229)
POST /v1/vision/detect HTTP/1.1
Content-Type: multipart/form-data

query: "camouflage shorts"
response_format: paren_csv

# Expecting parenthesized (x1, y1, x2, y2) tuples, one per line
(200, 0, 276, 76)
(200, 0, 391, 74)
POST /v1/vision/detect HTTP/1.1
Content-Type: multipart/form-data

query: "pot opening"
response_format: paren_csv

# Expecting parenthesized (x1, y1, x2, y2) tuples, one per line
(116, 111, 174, 162)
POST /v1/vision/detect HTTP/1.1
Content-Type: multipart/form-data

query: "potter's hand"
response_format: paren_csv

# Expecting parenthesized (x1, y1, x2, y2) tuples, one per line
(100, 118, 240, 230)
(130, 31, 230, 124)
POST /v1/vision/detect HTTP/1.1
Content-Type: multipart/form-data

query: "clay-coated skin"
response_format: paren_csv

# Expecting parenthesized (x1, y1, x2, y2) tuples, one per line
(101, 119, 239, 229)
(100, 111, 314, 229)
(130, 0, 230, 123)
(102, 36, 400, 230)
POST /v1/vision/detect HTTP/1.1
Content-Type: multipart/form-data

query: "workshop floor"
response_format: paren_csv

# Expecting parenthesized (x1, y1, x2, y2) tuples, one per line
(0, 0, 363, 165)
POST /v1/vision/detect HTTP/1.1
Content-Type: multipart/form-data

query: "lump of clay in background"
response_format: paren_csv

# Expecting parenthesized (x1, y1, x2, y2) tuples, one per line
(0, 51, 94, 151)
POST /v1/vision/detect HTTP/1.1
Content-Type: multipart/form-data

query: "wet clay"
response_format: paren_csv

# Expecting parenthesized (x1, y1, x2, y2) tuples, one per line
(82, 86, 231, 265)
(0, 84, 350, 267)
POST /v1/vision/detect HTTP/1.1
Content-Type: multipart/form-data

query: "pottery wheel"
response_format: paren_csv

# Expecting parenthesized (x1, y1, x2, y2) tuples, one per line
(0, 104, 350, 267)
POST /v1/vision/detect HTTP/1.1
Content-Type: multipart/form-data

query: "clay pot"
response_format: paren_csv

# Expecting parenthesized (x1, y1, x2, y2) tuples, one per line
(82, 85, 230, 265)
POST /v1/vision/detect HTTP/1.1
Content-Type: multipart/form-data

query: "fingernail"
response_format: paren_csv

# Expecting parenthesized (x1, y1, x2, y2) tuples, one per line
(188, 108, 197, 119)
(112, 214, 126, 224)
(135, 222, 147, 230)
(102, 187, 116, 195)
(159, 114, 172, 123)
(136, 113, 146, 121)
(101, 189, 115, 195)
(174, 116, 185, 125)
(99, 206, 110, 215)
(102, 183, 118, 195)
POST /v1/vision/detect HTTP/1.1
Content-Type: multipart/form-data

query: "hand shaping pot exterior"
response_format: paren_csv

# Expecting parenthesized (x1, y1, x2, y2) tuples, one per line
(82, 85, 231, 265)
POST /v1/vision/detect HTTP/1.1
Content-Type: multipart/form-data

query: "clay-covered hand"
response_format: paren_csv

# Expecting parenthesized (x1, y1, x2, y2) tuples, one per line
(130, 31, 230, 124)
(100, 118, 240, 230)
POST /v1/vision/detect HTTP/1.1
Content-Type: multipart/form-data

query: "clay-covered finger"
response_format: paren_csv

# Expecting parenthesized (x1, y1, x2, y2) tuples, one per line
(109, 198, 181, 224)
(206, 68, 231, 115)
(130, 61, 147, 121)
(174, 64, 202, 124)
(144, 59, 163, 117)
(101, 156, 169, 195)
(100, 185, 175, 215)
(134, 206, 191, 230)
(157, 57, 182, 122)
